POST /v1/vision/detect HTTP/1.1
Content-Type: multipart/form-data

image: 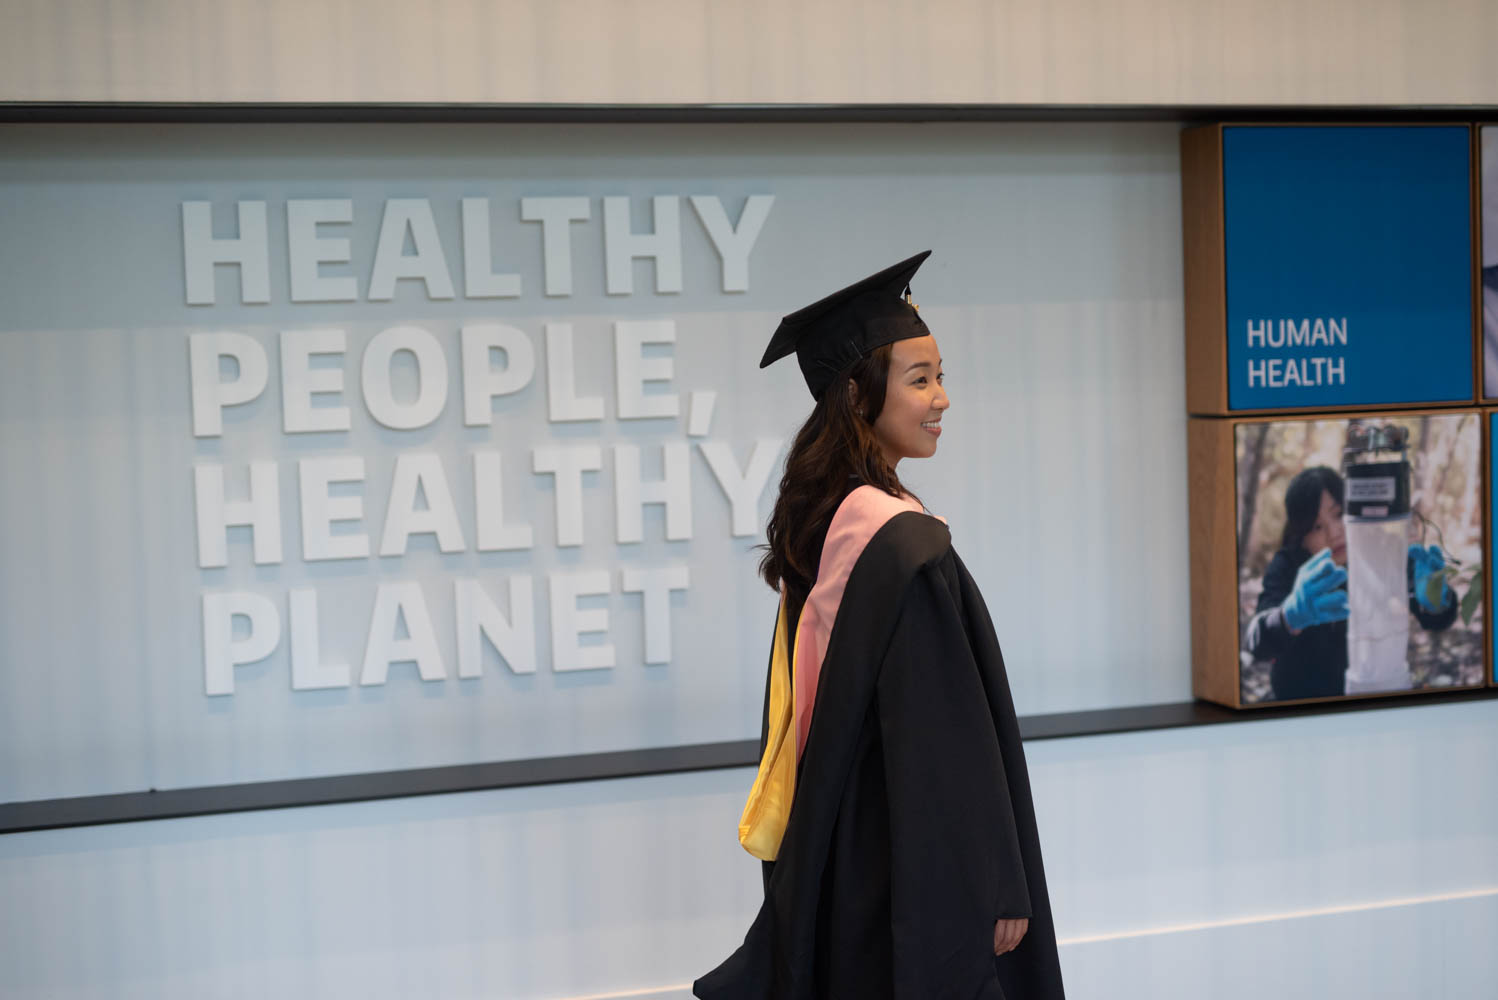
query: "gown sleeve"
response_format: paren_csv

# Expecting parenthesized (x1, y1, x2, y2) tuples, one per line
(875, 560, 1033, 994)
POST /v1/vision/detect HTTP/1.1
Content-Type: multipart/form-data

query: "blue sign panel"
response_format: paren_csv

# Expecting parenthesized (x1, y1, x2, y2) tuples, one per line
(1224, 126, 1472, 411)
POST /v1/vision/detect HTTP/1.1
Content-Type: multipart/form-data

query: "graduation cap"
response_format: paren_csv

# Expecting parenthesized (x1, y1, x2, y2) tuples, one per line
(760, 250, 933, 400)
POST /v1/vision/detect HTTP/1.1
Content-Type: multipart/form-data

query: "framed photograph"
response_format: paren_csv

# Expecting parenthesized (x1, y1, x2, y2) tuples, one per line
(1190, 410, 1486, 707)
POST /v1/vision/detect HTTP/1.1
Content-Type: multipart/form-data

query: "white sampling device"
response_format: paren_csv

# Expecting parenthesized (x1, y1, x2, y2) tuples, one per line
(1341, 423, 1413, 695)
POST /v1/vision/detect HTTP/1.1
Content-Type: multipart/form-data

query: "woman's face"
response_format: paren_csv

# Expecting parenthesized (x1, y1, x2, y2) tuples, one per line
(1301, 488, 1347, 565)
(870, 335, 949, 466)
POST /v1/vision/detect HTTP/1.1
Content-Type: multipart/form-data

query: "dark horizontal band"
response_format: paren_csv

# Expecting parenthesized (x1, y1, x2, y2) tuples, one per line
(4, 687, 1494, 835)
(0, 102, 1491, 124)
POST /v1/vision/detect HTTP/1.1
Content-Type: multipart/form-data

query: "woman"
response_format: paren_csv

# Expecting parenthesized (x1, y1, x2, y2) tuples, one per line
(1243, 465, 1457, 701)
(694, 252, 1065, 1000)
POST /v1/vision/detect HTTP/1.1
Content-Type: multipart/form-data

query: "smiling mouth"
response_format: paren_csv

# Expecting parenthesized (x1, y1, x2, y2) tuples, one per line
(921, 420, 942, 435)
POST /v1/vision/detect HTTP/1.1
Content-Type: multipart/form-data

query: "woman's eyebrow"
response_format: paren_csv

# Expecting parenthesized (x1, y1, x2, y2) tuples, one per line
(904, 361, 933, 373)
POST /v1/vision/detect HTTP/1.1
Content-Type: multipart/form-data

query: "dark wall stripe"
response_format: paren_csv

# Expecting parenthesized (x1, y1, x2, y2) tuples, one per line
(5, 689, 1495, 835)
(0, 102, 1493, 124)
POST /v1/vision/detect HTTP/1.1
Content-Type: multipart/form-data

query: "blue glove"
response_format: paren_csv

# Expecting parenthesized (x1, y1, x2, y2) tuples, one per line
(1281, 548, 1348, 631)
(1409, 544, 1452, 613)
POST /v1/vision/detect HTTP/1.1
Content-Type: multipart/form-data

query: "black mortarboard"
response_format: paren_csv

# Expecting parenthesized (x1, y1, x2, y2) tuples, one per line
(760, 250, 933, 400)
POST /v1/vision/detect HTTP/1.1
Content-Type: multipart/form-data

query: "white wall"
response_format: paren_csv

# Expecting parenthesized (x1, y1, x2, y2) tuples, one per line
(4, 698, 1496, 999)
(1, 0, 1496, 106)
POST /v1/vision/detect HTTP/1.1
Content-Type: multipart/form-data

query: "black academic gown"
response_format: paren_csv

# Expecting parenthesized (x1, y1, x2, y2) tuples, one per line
(695, 512, 1065, 1000)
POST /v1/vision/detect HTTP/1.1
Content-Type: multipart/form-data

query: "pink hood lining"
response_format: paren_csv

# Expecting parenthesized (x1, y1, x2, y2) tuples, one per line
(791, 486, 933, 758)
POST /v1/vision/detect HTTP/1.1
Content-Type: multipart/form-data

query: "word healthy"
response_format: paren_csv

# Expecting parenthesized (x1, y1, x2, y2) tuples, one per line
(182, 194, 775, 304)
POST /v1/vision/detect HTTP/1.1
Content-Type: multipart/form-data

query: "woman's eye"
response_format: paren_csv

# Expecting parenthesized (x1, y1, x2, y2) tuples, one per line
(913, 377, 927, 386)
(936, 373, 945, 384)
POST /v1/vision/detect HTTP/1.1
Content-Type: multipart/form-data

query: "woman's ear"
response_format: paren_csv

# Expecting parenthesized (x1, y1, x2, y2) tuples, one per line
(847, 378, 858, 406)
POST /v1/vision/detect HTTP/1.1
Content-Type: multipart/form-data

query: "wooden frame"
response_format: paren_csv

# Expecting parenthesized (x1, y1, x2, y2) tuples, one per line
(1181, 122, 1481, 418)
(1181, 125, 1229, 416)
(1189, 407, 1490, 708)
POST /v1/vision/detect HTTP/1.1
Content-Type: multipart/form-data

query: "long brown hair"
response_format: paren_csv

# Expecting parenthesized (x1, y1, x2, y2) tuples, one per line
(760, 344, 913, 622)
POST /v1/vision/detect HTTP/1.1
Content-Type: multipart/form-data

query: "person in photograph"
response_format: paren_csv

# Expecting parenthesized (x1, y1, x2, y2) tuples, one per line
(1242, 465, 1458, 701)
(694, 252, 1064, 999)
